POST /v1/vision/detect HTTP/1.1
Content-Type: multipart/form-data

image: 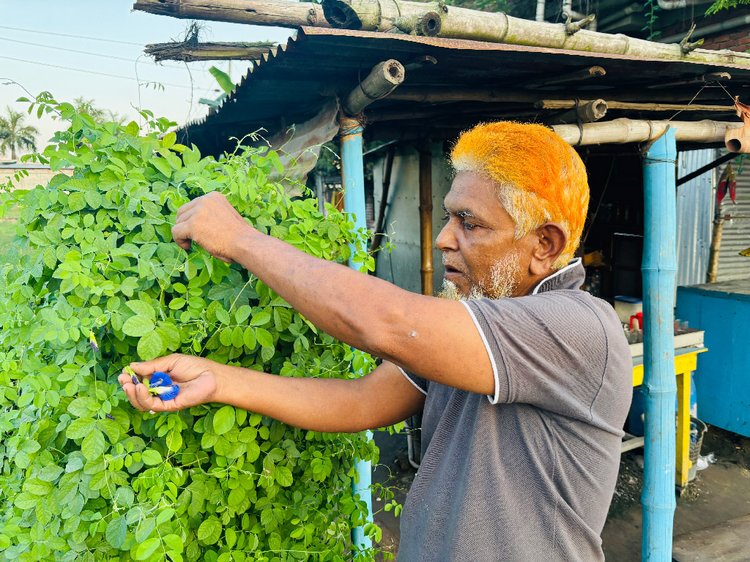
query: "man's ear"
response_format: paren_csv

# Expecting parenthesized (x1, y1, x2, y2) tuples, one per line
(529, 223, 567, 276)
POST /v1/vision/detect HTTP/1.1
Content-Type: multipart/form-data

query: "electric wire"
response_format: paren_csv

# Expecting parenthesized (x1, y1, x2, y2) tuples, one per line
(0, 36, 187, 71)
(0, 25, 143, 46)
(0, 55, 207, 91)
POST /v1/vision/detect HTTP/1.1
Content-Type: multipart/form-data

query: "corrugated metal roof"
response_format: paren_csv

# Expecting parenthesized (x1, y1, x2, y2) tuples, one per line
(181, 27, 750, 154)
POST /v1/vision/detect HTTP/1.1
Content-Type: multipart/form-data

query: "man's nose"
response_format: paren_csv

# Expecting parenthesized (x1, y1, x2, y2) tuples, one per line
(435, 222, 457, 252)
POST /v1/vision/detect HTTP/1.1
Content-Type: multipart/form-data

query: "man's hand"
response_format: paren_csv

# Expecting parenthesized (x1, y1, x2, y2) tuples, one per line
(172, 192, 252, 263)
(118, 354, 222, 413)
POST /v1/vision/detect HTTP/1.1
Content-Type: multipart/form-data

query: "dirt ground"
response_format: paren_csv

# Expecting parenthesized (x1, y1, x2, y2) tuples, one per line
(371, 426, 750, 561)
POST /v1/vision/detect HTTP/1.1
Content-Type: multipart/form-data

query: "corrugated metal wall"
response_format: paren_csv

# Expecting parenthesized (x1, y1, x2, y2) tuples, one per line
(372, 144, 451, 293)
(716, 155, 750, 282)
(676, 149, 716, 287)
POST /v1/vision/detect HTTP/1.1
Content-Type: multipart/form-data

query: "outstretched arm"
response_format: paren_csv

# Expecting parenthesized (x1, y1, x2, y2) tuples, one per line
(171, 193, 495, 395)
(118, 356, 424, 433)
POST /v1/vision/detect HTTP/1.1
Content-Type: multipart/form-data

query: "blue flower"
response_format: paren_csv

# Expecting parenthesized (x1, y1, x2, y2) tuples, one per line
(148, 371, 180, 401)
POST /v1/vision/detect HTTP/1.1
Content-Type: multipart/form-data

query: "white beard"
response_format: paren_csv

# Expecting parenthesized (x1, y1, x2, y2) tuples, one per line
(438, 251, 521, 301)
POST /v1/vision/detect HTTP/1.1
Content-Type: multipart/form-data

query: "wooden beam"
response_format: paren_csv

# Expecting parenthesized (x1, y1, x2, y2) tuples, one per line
(387, 87, 538, 104)
(522, 66, 606, 89)
(145, 41, 276, 62)
(133, 0, 330, 28)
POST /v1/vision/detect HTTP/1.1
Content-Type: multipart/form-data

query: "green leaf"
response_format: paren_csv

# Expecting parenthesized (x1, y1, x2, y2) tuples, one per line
(138, 330, 164, 360)
(250, 310, 271, 327)
(243, 327, 256, 350)
(209, 66, 235, 95)
(126, 299, 156, 320)
(67, 396, 98, 418)
(215, 305, 231, 325)
(275, 465, 293, 487)
(141, 449, 162, 466)
(106, 516, 127, 549)
(213, 406, 235, 435)
(152, 157, 172, 179)
(235, 304, 252, 324)
(37, 464, 64, 482)
(256, 328, 273, 349)
(66, 418, 94, 439)
(81, 429, 106, 460)
(135, 516, 156, 543)
(157, 321, 181, 351)
(166, 428, 183, 453)
(134, 537, 161, 560)
(197, 517, 222, 545)
(227, 487, 246, 508)
(162, 131, 177, 149)
(123, 315, 155, 337)
(156, 507, 175, 525)
(168, 297, 186, 310)
(162, 534, 183, 553)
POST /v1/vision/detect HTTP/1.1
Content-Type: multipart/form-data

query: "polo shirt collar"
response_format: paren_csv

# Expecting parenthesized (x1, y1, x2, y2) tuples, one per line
(531, 258, 585, 295)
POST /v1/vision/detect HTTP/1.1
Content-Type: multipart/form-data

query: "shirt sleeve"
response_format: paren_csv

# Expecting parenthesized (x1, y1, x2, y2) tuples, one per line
(462, 293, 610, 421)
(397, 366, 429, 396)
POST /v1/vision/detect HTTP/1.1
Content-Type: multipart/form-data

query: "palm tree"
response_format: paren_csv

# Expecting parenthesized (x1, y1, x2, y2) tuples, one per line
(73, 97, 107, 121)
(0, 106, 38, 160)
(73, 97, 127, 125)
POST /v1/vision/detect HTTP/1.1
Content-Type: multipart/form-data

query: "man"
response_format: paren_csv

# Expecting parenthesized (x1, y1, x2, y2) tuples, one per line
(119, 122, 632, 560)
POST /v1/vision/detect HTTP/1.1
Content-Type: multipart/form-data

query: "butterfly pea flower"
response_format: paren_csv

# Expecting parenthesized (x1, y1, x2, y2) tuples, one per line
(148, 371, 180, 401)
(124, 365, 139, 385)
(88, 331, 99, 353)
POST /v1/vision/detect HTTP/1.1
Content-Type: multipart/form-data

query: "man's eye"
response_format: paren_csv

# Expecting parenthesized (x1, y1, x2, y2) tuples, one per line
(441, 213, 450, 222)
(463, 221, 477, 231)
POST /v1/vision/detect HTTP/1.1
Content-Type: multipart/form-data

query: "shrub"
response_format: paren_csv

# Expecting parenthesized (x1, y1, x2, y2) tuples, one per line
(0, 94, 380, 561)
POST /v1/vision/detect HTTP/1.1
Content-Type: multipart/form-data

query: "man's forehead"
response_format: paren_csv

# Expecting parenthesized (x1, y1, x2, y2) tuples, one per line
(443, 176, 497, 216)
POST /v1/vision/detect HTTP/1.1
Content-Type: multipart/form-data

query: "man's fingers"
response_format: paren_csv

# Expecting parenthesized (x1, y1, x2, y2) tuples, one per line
(128, 354, 181, 377)
(120, 381, 146, 412)
(133, 382, 169, 412)
(175, 197, 199, 218)
(171, 222, 193, 251)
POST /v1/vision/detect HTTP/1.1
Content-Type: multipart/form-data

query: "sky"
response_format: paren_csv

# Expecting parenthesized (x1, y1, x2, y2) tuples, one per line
(0, 0, 295, 159)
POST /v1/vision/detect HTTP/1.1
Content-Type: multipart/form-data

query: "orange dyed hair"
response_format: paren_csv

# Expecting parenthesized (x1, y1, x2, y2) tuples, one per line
(451, 121, 589, 269)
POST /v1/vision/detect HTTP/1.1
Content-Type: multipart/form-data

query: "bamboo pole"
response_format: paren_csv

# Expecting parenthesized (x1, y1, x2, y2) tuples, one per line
(133, 0, 330, 28)
(145, 41, 276, 62)
(418, 141, 434, 296)
(320, 0, 750, 68)
(550, 99, 608, 125)
(388, 86, 734, 105)
(551, 118, 738, 146)
(707, 217, 724, 283)
(538, 100, 733, 112)
(343, 60, 406, 115)
(640, 128, 678, 562)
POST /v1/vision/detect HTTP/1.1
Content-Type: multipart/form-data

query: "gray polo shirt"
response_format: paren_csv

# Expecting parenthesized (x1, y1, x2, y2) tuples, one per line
(397, 259, 632, 561)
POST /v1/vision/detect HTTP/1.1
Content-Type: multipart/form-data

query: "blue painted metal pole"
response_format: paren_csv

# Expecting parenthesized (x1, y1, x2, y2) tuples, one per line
(641, 128, 678, 561)
(340, 115, 373, 554)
